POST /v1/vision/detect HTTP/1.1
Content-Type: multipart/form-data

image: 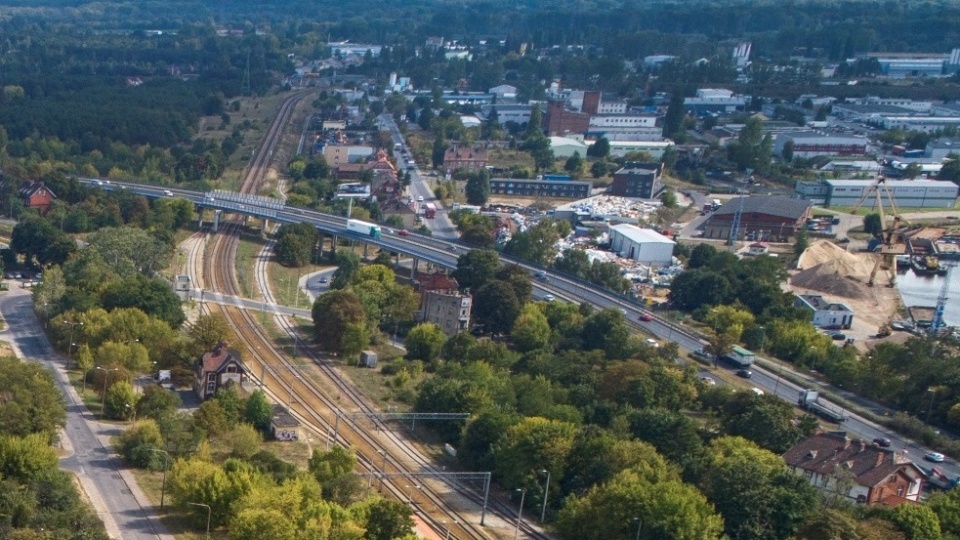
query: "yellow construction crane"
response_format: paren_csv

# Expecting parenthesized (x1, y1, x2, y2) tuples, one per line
(850, 175, 909, 286)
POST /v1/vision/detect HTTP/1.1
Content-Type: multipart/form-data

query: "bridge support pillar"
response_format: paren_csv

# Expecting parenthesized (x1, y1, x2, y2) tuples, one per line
(197, 211, 203, 228)
(363, 242, 369, 259)
(410, 257, 418, 279)
(317, 234, 324, 261)
(212, 210, 222, 233)
(330, 236, 338, 255)
(260, 218, 268, 235)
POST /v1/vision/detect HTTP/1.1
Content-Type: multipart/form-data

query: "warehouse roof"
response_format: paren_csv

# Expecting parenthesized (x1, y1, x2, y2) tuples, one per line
(714, 196, 812, 220)
(826, 179, 952, 189)
(610, 224, 675, 245)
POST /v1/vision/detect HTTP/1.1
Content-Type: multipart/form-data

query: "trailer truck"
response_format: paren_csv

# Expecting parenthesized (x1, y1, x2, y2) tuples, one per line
(346, 219, 382, 239)
(798, 389, 846, 423)
(722, 346, 755, 368)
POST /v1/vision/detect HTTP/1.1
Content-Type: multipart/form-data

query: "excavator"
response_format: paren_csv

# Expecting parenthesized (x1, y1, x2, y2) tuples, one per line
(850, 175, 910, 287)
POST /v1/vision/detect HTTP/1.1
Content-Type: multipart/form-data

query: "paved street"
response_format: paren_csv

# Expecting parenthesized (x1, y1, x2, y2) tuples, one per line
(378, 114, 459, 240)
(0, 287, 172, 540)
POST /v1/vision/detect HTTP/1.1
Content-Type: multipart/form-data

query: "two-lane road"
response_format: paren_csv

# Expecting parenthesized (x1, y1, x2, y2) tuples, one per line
(0, 287, 171, 540)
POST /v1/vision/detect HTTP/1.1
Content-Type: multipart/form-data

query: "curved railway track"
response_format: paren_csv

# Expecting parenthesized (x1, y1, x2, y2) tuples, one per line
(188, 91, 548, 539)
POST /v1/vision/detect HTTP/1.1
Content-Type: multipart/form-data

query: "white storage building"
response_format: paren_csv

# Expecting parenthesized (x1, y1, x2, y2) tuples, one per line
(609, 224, 676, 266)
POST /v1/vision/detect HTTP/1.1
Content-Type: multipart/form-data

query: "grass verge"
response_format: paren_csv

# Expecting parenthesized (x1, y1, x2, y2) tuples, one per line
(235, 234, 267, 299)
(267, 260, 330, 309)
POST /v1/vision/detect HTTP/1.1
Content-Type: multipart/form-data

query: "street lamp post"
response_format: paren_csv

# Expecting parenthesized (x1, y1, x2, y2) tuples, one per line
(95, 367, 119, 418)
(187, 502, 212, 539)
(64, 321, 83, 362)
(927, 388, 938, 422)
(148, 448, 170, 509)
(514, 488, 526, 540)
(633, 517, 642, 540)
(539, 469, 551, 523)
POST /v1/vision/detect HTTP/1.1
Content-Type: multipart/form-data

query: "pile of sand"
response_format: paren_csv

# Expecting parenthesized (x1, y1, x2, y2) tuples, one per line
(791, 240, 879, 301)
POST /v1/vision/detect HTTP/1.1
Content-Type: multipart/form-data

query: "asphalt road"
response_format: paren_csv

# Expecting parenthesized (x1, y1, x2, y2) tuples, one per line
(0, 288, 170, 540)
(84, 178, 960, 479)
(377, 114, 459, 240)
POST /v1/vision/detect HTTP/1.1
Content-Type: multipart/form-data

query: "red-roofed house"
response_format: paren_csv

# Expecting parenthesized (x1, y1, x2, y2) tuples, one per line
(334, 148, 398, 181)
(19, 181, 56, 214)
(782, 431, 924, 506)
(194, 343, 246, 400)
(443, 146, 488, 173)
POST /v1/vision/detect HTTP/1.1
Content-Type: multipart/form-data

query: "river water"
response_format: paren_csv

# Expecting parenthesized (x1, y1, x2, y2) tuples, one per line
(896, 267, 960, 327)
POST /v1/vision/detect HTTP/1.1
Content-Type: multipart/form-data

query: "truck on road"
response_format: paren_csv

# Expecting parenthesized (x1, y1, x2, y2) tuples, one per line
(798, 389, 846, 423)
(722, 345, 755, 368)
(424, 203, 437, 219)
(346, 219, 382, 239)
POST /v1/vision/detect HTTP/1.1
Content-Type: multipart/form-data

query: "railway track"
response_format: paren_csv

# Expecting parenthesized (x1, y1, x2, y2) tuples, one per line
(186, 91, 548, 539)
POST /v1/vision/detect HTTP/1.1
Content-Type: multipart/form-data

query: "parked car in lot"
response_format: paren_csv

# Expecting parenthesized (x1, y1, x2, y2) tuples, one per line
(829, 331, 847, 340)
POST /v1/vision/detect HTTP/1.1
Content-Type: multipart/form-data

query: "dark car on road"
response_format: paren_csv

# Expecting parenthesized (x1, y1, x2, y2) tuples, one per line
(873, 437, 892, 447)
(736, 369, 753, 379)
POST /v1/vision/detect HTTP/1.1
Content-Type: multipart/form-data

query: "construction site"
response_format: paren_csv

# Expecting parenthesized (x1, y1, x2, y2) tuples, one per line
(789, 177, 959, 349)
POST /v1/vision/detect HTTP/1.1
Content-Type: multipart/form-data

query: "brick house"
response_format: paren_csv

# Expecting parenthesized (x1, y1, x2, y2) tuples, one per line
(443, 146, 488, 173)
(334, 149, 397, 181)
(194, 343, 246, 400)
(783, 432, 924, 506)
(702, 196, 812, 241)
(18, 181, 56, 214)
(545, 100, 590, 136)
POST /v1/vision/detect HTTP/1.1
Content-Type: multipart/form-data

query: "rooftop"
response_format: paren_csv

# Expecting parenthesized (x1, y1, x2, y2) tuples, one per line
(610, 224, 675, 245)
(783, 431, 922, 489)
(713, 196, 812, 220)
(797, 294, 853, 313)
(826, 179, 955, 188)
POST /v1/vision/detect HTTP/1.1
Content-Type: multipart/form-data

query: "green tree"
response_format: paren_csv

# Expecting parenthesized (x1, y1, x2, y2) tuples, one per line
(503, 219, 568, 266)
(405, 323, 447, 362)
(473, 281, 521, 334)
(663, 93, 686, 140)
(556, 469, 724, 540)
(101, 274, 185, 328)
(939, 155, 960, 184)
(794, 508, 862, 540)
(341, 322, 370, 360)
(0, 433, 59, 483)
(0, 357, 66, 436)
(195, 399, 231, 437)
(700, 436, 818, 540)
(891, 504, 941, 540)
(451, 249, 501, 291)
(187, 313, 232, 356)
(512, 304, 551, 352)
(136, 386, 181, 421)
(230, 509, 297, 540)
(331, 251, 361, 290)
(116, 419, 165, 468)
(554, 248, 591, 278)
(582, 309, 633, 359)
(312, 290, 367, 354)
(492, 417, 578, 489)
(104, 381, 137, 420)
(587, 137, 610, 158)
(363, 499, 415, 540)
(243, 391, 273, 433)
(660, 189, 678, 208)
(459, 410, 521, 471)
(224, 423, 263, 459)
(465, 170, 491, 205)
(564, 152, 585, 178)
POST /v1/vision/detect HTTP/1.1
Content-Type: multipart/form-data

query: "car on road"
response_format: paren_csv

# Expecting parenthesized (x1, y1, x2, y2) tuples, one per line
(448, 245, 459, 252)
(692, 348, 711, 360)
(639, 312, 653, 322)
(699, 376, 716, 386)
(829, 331, 847, 341)
(543, 294, 555, 302)
(751, 387, 765, 396)
(925, 452, 946, 462)
(736, 369, 753, 379)
(417, 196, 424, 202)
(873, 437, 892, 447)
(319, 277, 328, 284)
(163, 189, 173, 196)
(398, 229, 410, 236)
(644, 338, 659, 348)
(619, 308, 628, 316)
